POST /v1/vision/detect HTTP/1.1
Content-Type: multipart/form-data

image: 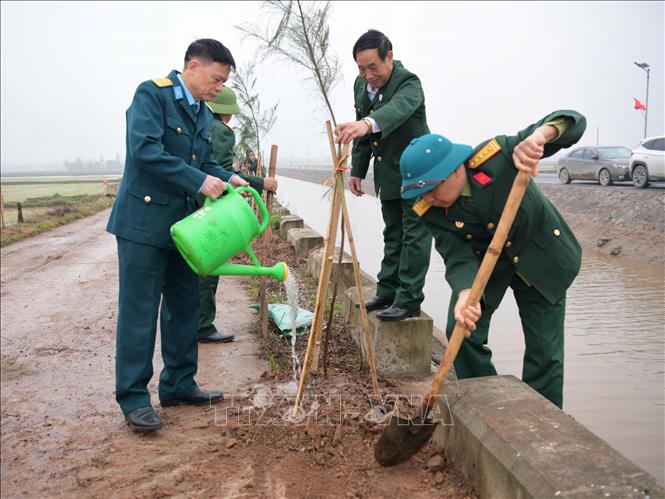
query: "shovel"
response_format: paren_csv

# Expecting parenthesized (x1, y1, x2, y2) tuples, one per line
(375, 170, 531, 467)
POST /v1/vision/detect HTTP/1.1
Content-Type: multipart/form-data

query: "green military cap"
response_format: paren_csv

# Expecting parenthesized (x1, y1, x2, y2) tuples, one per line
(400, 133, 473, 199)
(208, 87, 240, 115)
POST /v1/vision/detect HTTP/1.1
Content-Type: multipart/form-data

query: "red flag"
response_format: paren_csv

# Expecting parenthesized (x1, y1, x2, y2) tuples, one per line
(634, 98, 647, 111)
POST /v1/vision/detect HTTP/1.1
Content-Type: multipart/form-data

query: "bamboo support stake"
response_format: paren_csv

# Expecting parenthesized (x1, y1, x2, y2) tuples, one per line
(310, 121, 348, 372)
(309, 163, 345, 373)
(293, 167, 344, 415)
(340, 192, 379, 398)
(322, 120, 379, 396)
(259, 145, 279, 337)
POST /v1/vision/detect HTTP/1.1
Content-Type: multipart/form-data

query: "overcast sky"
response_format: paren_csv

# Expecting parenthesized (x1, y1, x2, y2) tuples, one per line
(1, 1, 663, 168)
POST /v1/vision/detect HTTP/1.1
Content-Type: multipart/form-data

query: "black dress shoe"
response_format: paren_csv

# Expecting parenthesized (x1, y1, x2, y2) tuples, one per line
(124, 406, 163, 432)
(199, 330, 235, 343)
(160, 388, 224, 407)
(361, 295, 394, 311)
(377, 306, 421, 321)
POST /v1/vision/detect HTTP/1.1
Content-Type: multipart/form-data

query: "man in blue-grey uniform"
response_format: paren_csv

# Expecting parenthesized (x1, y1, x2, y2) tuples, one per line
(107, 39, 248, 432)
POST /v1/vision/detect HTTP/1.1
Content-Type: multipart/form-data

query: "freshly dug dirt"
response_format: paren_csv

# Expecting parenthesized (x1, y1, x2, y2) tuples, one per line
(0, 209, 476, 498)
(278, 168, 665, 266)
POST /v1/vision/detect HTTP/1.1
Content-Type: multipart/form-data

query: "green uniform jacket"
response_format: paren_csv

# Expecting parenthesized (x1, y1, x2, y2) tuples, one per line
(422, 110, 586, 306)
(107, 70, 233, 250)
(351, 61, 430, 200)
(211, 120, 264, 193)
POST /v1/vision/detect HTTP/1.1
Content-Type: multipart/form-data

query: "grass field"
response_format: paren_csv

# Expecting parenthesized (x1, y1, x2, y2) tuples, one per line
(3, 206, 52, 227)
(1, 181, 107, 203)
(1, 177, 118, 245)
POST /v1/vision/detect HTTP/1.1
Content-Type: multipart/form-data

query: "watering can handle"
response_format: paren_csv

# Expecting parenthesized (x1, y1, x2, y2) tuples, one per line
(204, 184, 270, 235)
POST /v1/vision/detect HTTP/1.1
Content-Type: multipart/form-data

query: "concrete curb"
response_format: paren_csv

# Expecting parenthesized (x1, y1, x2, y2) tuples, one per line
(279, 214, 304, 239)
(286, 226, 323, 259)
(433, 375, 664, 498)
(307, 247, 375, 295)
(342, 286, 433, 377)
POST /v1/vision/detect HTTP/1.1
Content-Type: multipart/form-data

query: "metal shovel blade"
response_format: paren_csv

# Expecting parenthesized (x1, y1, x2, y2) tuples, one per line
(374, 415, 437, 467)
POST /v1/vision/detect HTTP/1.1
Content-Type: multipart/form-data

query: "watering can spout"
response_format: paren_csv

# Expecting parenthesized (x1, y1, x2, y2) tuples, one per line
(212, 262, 289, 282)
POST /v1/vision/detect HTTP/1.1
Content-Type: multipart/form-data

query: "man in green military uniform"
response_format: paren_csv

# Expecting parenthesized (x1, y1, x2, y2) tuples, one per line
(197, 87, 278, 343)
(106, 39, 249, 432)
(335, 30, 432, 321)
(246, 151, 259, 175)
(398, 110, 587, 408)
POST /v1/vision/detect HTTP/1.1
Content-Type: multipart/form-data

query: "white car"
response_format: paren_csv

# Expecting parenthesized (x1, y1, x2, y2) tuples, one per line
(630, 136, 665, 188)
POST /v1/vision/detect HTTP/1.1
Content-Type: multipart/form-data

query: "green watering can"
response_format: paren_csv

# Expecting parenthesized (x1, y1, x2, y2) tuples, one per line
(170, 185, 288, 282)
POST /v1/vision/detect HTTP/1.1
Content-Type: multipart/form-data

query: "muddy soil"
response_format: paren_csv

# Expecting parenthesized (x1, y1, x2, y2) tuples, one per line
(278, 168, 665, 266)
(0, 210, 475, 498)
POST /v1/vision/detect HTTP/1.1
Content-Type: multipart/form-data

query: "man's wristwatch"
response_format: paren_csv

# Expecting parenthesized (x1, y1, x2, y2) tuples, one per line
(362, 118, 373, 135)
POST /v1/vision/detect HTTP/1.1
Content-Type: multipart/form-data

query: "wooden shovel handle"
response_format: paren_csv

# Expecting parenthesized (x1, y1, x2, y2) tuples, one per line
(423, 170, 531, 415)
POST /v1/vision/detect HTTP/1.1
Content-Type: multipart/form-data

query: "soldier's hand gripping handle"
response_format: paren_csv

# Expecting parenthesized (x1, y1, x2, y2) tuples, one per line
(512, 124, 559, 177)
(201, 175, 227, 200)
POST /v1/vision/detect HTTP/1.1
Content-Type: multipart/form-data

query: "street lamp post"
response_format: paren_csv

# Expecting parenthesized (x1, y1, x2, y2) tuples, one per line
(634, 61, 650, 138)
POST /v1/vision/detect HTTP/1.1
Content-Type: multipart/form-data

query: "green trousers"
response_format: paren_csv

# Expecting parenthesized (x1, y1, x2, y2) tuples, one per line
(445, 273, 566, 408)
(377, 198, 432, 310)
(115, 237, 199, 414)
(198, 275, 220, 340)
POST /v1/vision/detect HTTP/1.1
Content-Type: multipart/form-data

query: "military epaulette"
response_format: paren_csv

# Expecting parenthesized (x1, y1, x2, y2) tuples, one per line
(412, 198, 432, 217)
(152, 77, 173, 88)
(468, 138, 501, 169)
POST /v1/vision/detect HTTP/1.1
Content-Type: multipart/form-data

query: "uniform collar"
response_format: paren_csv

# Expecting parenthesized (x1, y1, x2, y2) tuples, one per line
(176, 72, 198, 107)
(167, 70, 199, 123)
(366, 60, 402, 105)
(461, 176, 471, 197)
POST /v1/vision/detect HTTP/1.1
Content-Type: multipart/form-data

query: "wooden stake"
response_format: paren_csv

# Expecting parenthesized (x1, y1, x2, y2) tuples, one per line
(293, 146, 344, 415)
(321, 121, 379, 395)
(0, 189, 5, 230)
(308, 168, 344, 374)
(260, 145, 279, 337)
(310, 123, 350, 373)
(293, 120, 380, 416)
(340, 192, 379, 398)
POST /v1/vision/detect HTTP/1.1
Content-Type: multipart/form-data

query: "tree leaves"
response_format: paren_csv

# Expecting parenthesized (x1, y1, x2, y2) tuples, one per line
(232, 60, 278, 164)
(236, 0, 341, 125)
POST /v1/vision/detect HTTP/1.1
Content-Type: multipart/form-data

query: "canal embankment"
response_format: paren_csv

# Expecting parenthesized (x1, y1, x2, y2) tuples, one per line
(282, 207, 664, 497)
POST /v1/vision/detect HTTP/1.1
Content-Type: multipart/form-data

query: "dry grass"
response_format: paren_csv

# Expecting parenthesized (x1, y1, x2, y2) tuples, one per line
(1, 195, 113, 246)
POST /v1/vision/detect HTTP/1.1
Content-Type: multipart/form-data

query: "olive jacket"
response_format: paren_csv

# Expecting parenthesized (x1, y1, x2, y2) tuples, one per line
(421, 110, 587, 306)
(107, 70, 233, 250)
(351, 61, 430, 200)
(211, 120, 264, 194)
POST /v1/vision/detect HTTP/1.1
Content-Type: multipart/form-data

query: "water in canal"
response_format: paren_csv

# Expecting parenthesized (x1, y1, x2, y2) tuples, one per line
(276, 176, 665, 483)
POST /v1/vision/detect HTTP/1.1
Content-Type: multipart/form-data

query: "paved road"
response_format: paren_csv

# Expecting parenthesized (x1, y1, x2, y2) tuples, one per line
(536, 173, 665, 189)
(0, 210, 267, 497)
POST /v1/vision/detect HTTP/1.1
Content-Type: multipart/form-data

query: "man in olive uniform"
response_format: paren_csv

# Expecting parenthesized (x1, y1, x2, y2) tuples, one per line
(335, 29, 432, 321)
(106, 39, 249, 432)
(399, 110, 587, 408)
(246, 151, 259, 175)
(197, 87, 278, 343)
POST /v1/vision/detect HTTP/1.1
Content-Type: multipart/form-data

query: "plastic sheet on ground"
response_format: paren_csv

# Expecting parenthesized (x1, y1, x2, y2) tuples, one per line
(249, 303, 313, 337)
